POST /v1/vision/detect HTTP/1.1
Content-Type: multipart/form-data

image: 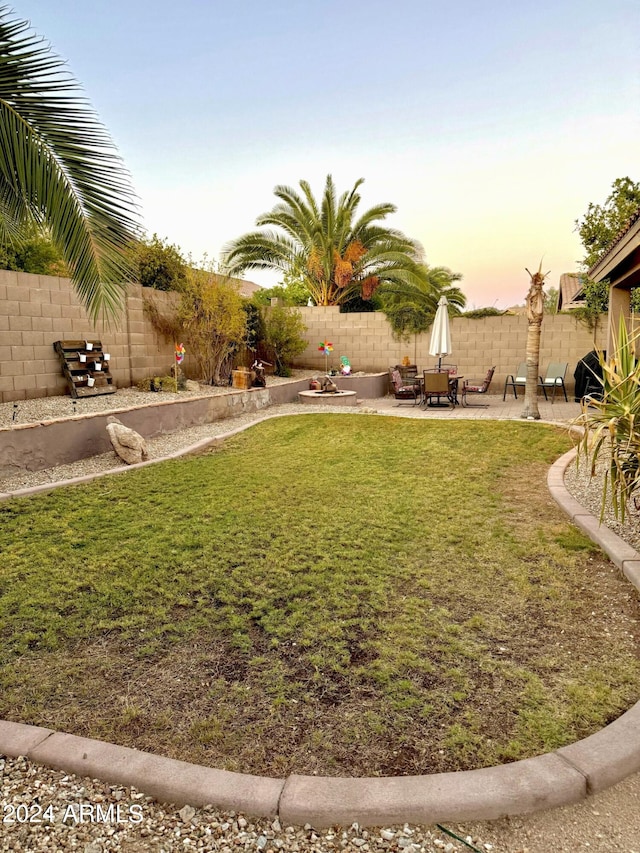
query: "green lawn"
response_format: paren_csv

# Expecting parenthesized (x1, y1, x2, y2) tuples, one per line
(1, 414, 639, 777)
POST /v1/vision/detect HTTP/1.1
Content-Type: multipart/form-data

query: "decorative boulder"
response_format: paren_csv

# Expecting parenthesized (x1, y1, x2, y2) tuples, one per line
(106, 416, 148, 465)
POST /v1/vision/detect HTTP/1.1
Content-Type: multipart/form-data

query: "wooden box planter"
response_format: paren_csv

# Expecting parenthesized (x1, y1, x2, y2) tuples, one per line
(232, 368, 253, 390)
(54, 340, 116, 398)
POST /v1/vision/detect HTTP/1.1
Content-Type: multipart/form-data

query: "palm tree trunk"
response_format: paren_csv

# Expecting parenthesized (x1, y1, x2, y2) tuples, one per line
(521, 263, 549, 420)
(521, 320, 541, 419)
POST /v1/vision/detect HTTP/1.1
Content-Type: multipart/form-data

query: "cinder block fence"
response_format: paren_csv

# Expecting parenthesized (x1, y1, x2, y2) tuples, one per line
(0, 270, 605, 403)
(290, 306, 606, 397)
(0, 270, 177, 402)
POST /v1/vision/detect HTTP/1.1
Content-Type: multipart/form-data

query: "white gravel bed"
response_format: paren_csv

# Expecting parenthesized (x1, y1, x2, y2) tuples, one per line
(564, 452, 640, 553)
(0, 402, 381, 494)
(0, 756, 482, 853)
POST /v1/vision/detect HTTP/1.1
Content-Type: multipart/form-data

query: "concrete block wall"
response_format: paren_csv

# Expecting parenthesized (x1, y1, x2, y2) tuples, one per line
(1, 270, 608, 403)
(0, 271, 178, 403)
(291, 306, 607, 395)
(125, 288, 179, 386)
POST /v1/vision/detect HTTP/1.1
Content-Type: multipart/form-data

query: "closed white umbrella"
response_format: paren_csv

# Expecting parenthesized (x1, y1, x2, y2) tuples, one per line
(429, 296, 452, 369)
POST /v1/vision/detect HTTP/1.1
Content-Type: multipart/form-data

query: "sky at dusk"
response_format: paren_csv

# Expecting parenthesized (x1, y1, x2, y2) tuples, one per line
(16, 0, 639, 308)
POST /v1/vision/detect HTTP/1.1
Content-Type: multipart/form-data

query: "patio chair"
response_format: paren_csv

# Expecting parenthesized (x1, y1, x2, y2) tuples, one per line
(503, 362, 527, 400)
(395, 363, 418, 379)
(461, 366, 495, 407)
(538, 362, 569, 402)
(422, 369, 453, 408)
(389, 367, 421, 406)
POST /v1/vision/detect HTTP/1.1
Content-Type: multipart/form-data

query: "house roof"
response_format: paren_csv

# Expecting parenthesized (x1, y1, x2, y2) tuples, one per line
(213, 274, 263, 299)
(557, 273, 585, 310)
(588, 206, 640, 281)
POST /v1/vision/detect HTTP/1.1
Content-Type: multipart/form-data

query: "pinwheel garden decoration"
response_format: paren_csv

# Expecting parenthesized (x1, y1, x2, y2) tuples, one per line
(174, 343, 186, 391)
(318, 340, 333, 373)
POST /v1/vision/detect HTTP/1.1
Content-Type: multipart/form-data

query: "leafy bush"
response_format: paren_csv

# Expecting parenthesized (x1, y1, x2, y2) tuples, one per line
(143, 265, 247, 386)
(576, 177, 640, 270)
(463, 307, 506, 319)
(378, 265, 465, 341)
(252, 271, 311, 306)
(0, 227, 68, 276)
(262, 305, 307, 376)
(129, 234, 186, 291)
(339, 292, 380, 313)
(572, 277, 610, 336)
(178, 268, 247, 385)
(137, 373, 187, 392)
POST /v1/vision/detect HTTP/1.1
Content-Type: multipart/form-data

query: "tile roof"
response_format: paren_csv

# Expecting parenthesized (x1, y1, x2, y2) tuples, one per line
(558, 273, 585, 310)
(212, 273, 263, 299)
(588, 206, 640, 276)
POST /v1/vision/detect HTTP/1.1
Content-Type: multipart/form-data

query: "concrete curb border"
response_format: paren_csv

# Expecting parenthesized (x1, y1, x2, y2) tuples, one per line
(1, 424, 640, 827)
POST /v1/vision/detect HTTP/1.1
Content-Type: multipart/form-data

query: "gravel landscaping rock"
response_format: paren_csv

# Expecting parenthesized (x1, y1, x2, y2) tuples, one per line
(0, 401, 377, 494)
(0, 755, 483, 852)
(564, 454, 640, 554)
(3, 748, 639, 850)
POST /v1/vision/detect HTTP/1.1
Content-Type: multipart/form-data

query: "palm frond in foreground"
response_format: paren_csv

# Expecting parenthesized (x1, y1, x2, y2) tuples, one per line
(0, 6, 139, 322)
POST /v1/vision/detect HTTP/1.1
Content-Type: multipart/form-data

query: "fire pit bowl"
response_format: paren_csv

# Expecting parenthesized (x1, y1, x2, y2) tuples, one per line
(298, 390, 358, 407)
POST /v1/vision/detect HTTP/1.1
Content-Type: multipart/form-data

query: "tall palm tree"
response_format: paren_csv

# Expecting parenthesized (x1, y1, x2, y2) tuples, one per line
(221, 175, 428, 306)
(0, 7, 139, 322)
(378, 264, 466, 339)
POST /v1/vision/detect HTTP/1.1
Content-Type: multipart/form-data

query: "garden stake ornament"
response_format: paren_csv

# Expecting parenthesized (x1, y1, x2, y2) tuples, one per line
(318, 340, 333, 373)
(174, 343, 185, 392)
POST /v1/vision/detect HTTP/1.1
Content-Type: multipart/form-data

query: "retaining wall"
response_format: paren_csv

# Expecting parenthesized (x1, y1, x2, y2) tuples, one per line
(0, 373, 388, 476)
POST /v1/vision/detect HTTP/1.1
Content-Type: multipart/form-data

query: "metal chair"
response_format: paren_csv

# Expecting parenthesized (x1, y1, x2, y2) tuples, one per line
(461, 367, 495, 407)
(389, 368, 421, 406)
(395, 363, 418, 379)
(538, 362, 569, 402)
(422, 370, 453, 408)
(503, 362, 527, 400)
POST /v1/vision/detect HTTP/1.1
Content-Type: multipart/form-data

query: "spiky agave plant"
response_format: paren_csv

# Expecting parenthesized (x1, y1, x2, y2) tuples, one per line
(0, 6, 139, 323)
(575, 315, 640, 521)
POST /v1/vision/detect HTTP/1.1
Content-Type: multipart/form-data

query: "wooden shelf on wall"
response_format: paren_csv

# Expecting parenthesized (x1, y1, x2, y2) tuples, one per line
(54, 340, 117, 399)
